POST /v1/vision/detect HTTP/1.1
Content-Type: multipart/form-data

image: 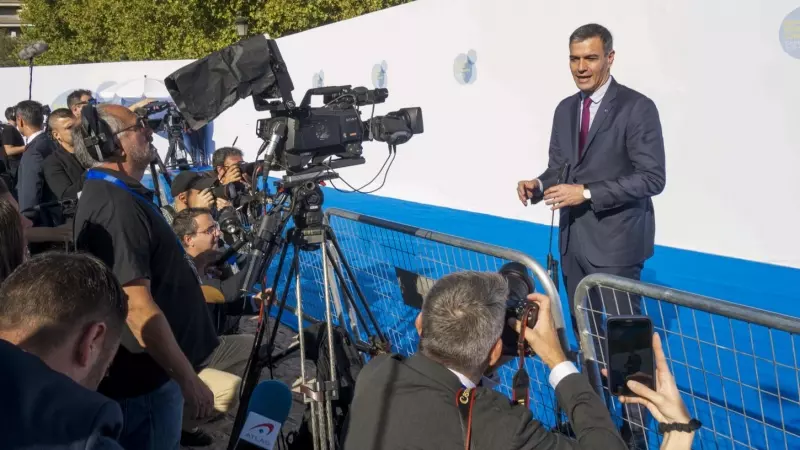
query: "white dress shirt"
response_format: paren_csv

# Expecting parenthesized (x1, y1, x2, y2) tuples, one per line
(534, 75, 614, 193)
(449, 360, 579, 390)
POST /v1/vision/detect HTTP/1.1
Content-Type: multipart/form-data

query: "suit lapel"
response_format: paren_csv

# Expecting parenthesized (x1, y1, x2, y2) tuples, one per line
(578, 80, 618, 165)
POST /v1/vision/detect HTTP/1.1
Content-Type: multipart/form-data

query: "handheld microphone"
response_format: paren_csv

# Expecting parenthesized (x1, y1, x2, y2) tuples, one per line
(20, 198, 77, 214)
(234, 380, 293, 450)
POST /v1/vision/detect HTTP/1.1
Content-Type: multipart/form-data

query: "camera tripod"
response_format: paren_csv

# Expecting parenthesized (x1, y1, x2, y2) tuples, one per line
(163, 125, 193, 170)
(228, 171, 389, 450)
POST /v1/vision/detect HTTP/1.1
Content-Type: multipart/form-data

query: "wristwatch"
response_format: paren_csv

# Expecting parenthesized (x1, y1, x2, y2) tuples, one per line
(582, 186, 591, 200)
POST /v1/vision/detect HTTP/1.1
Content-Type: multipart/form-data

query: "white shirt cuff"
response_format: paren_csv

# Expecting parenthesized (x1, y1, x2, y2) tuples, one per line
(536, 179, 543, 192)
(548, 361, 579, 389)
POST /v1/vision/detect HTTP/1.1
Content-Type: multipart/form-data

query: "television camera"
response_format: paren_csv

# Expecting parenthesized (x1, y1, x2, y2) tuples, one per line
(163, 34, 423, 450)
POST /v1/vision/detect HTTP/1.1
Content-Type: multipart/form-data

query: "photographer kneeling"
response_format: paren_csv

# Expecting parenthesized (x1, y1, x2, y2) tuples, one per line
(343, 271, 626, 450)
(173, 207, 272, 446)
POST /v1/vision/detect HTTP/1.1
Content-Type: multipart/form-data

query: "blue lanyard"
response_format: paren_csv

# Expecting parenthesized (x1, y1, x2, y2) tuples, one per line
(85, 169, 163, 217)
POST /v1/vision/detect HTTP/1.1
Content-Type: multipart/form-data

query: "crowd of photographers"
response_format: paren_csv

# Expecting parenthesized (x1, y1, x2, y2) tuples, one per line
(0, 91, 695, 450)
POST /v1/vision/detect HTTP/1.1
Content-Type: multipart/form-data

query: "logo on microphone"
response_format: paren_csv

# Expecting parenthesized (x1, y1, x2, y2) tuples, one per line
(371, 60, 388, 89)
(312, 70, 325, 88)
(780, 7, 800, 59)
(240, 412, 281, 449)
(453, 50, 478, 85)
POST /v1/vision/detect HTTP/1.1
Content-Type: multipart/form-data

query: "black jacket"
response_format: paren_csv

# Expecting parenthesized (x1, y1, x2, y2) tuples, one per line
(43, 145, 85, 204)
(17, 133, 61, 225)
(0, 339, 124, 449)
(343, 353, 626, 450)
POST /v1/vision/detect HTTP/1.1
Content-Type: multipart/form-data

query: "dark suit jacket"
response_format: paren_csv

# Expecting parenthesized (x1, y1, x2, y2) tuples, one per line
(537, 79, 666, 267)
(43, 146, 85, 202)
(342, 353, 626, 450)
(18, 132, 61, 225)
(0, 339, 124, 449)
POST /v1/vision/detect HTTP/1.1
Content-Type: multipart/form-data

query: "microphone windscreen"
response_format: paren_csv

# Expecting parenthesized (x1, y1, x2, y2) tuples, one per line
(248, 380, 293, 424)
(237, 380, 293, 449)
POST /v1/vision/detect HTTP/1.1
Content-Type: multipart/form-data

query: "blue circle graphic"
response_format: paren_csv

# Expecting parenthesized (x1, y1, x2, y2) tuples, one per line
(779, 7, 800, 59)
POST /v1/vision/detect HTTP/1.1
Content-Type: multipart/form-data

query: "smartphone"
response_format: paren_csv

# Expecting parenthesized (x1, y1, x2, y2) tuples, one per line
(605, 316, 655, 396)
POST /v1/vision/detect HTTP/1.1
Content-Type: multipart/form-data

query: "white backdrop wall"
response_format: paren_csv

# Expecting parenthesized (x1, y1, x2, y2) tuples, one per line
(1, 0, 799, 269)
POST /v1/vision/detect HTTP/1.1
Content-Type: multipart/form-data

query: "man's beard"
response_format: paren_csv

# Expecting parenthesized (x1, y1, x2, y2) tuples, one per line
(129, 144, 155, 171)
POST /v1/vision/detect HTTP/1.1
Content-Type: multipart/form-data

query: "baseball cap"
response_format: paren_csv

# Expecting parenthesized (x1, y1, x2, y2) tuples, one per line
(170, 170, 217, 197)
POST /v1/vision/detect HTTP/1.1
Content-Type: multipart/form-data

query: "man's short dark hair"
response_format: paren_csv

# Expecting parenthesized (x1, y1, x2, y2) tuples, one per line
(569, 23, 613, 54)
(0, 252, 128, 356)
(66, 90, 93, 109)
(172, 208, 212, 245)
(212, 147, 244, 168)
(14, 100, 45, 129)
(47, 108, 74, 129)
(5, 106, 15, 122)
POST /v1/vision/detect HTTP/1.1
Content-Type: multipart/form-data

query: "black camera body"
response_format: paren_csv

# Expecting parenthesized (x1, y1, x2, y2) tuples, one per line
(164, 34, 423, 175)
(499, 262, 540, 357)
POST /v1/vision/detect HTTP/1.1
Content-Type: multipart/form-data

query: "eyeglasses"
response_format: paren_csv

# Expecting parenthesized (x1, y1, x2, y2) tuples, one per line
(114, 117, 149, 136)
(196, 223, 220, 235)
(76, 98, 97, 107)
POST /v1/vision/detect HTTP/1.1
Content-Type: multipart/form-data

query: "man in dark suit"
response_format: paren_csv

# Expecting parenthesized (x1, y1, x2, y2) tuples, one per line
(517, 24, 665, 448)
(0, 252, 128, 449)
(43, 108, 84, 220)
(15, 100, 61, 226)
(343, 271, 625, 450)
(517, 23, 665, 332)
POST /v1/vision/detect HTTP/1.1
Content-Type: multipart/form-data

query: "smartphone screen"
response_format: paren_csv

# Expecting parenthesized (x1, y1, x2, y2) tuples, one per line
(605, 316, 655, 396)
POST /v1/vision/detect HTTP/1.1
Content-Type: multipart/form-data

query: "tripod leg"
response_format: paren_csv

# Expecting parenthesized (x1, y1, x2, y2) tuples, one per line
(325, 226, 387, 343)
(228, 238, 292, 450)
(324, 248, 372, 339)
(321, 232, 336, 450)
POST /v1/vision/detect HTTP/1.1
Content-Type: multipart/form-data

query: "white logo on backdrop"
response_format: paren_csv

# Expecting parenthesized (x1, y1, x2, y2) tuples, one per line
(312, 70, 325, 88)
(453, 50, 478, 85)
(371, 61, 388, 89)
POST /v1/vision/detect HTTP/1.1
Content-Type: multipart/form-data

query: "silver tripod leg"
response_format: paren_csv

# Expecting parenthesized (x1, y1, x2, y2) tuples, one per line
(295, 261, 321, 450)
(321, 233, 337, 450)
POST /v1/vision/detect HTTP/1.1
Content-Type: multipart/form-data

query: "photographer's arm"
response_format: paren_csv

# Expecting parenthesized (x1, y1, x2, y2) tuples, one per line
(510, 294, 626, 450)
(123, 280, 214, 419)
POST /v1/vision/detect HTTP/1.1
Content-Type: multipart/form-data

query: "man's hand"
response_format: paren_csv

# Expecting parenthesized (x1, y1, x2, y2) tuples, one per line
(516, 179, 540, 206)
(221, 164, 243, 185)
(181, 373, 215, 420)
(215, 198, 232, 210)
(544, 184, 586, 210)
(198, 188, 215, 209)
(128, 98, 156, 112)
(509, 293, 567, 369)
(253, 287, 276, 306)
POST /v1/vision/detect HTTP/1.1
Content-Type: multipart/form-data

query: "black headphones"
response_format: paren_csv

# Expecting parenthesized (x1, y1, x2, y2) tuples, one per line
(80, 103, 117, 162)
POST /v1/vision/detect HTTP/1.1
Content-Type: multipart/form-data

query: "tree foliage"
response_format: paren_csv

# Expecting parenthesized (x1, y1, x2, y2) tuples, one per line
(14, 0, 411, 66)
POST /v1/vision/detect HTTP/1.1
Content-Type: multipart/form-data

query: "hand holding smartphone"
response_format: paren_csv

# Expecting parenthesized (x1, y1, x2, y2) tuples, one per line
(605, 316, 656, 396)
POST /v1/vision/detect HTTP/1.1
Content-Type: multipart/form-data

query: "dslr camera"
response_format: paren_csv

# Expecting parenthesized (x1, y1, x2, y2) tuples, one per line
(499, 262, 540, 357)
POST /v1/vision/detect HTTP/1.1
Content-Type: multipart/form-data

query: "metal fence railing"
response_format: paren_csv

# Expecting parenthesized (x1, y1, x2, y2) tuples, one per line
(574, 273, 800, 450)
(268, 207, 571, 430)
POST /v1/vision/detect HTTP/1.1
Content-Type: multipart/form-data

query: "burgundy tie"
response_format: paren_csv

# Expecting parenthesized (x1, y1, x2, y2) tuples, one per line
(578, 96, 592, 157)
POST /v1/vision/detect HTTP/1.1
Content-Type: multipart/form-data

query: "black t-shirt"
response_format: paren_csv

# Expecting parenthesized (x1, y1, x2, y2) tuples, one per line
(1, 124, 25, 173)
(73, 167, 219, 399)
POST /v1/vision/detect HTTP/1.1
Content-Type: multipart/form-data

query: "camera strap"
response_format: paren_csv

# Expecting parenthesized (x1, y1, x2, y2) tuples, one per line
(512, 304, 536, 407)
(456, 388, 476, 450)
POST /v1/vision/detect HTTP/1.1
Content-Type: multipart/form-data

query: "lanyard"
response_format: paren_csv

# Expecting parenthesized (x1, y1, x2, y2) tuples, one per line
(85, 169, 163, 217)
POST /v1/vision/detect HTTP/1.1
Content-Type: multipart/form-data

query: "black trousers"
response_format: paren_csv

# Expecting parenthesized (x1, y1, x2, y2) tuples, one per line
(561, 244, 648, 447)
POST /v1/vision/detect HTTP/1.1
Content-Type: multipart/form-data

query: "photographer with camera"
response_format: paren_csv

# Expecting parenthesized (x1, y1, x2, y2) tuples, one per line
(161, 170, 227, 224)
(343, 271, 625, 450)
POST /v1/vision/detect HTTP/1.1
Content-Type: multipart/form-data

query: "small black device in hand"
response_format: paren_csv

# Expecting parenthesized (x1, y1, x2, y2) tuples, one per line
(605, 316, 656, 396)
(498, 262, 539, 357)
